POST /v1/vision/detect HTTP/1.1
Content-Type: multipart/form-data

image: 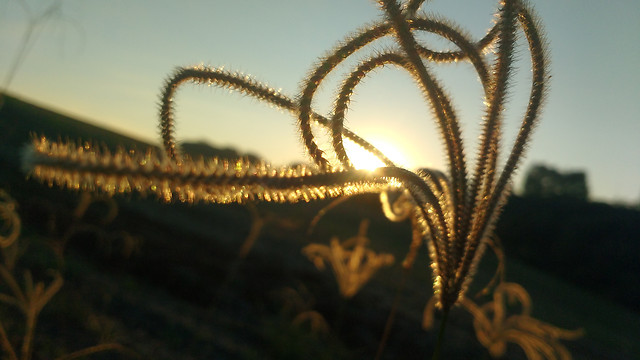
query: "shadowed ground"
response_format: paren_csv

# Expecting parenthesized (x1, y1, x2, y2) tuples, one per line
(1, 93, 638, 359)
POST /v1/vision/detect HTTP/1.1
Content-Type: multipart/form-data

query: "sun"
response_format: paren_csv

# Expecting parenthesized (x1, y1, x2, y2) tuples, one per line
(343, 137, 410, 171)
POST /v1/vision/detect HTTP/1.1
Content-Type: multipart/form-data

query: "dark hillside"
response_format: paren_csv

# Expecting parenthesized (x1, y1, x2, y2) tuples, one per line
(498, 196, 640, 312)
(1, 93, 639, 359)
(0, 94, 153, 161)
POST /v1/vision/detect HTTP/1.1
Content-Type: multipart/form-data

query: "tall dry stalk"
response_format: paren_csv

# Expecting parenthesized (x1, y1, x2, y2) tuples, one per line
(22, 0, 548, 356)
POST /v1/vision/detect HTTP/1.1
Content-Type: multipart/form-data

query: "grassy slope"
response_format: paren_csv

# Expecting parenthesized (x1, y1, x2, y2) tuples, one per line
(1, 93, 639, 359)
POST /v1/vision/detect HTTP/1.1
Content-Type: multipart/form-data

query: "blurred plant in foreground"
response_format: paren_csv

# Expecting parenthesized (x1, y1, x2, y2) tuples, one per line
(303, 219, 394, 299)
(0, 191, 21, 250)
(53, 192, 142, 264)
(277, 285, 330, 337)
(22, 0, 553, 357)
(424, 282, 584, 360)
(0, 189, 136, 360)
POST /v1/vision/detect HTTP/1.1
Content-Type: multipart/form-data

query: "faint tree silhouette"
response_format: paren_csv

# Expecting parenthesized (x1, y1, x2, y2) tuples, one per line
(523, 164, 588, 200)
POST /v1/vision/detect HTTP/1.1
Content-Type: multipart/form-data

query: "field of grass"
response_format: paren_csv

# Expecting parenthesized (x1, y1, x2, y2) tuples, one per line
(1, 93, 639, 359)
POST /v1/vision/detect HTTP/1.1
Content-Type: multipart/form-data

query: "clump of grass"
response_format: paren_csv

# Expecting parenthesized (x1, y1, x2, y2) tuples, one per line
(0, 189, 137, 360)
(22, 0, 556, 357)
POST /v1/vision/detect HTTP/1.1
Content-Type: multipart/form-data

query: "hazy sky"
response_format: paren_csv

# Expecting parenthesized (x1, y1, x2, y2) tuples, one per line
(1, 0, 639, 203)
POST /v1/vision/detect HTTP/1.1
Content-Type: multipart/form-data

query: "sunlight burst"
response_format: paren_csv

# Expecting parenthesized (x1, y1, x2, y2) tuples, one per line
(344, 138, 410, 171)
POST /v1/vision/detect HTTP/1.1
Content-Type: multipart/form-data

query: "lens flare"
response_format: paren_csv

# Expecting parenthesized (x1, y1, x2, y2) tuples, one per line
(344, 138, 410, 170)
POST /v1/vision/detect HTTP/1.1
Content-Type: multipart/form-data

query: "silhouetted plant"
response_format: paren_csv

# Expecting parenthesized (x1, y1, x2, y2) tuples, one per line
(276, 285, 330, 337)
(522, 164, 589, 200)
(63, 192, 142, 260)
(0, 189, 137, 360)
(216, 203, 297, 302)
(424, 282, 584, 360)
(1, 0, 80, 93)
(303, 219, 395, 299)
(30, 191, 142, 266)
(23, 0, 549, 356)
(0, 190, 21, 268)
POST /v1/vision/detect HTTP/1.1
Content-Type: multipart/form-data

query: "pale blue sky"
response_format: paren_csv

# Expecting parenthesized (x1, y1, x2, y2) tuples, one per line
(1, 0, 639, 203)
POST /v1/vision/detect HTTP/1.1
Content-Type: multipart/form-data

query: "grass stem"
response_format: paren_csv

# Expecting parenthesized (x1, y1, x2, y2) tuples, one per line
(374, 269, 408, 360)
(334, 296, 347, 337)
(431, 308, 450, 360)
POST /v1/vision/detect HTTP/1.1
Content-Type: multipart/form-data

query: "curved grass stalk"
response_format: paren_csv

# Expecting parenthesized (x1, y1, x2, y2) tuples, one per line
(160, 65, 395, 167)
(0, 190, 21, 249)
(455, 282, 583, 360)
(23, 0, 550, 341)
(454, 1, 549, 301)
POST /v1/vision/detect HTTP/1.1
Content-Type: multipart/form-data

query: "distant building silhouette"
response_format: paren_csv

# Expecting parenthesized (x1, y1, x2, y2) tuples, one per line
(523, 164, 589, 200)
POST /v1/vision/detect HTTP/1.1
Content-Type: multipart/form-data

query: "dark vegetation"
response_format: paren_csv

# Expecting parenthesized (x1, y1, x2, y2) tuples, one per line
(1, 93, 639, 359)
(521, 165, 589, 201)
(499, 195, 640, 312)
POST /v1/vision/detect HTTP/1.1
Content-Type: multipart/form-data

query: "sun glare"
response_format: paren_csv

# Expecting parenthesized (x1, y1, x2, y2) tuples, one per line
(344, 138, 410, 171)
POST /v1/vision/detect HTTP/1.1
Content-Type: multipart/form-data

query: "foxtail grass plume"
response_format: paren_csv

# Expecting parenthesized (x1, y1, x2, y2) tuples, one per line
(424, 282, 584, 360)
(23, 0, 548, 311)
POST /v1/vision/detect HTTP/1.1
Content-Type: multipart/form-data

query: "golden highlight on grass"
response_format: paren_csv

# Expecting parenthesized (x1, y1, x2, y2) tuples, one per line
(24, 136, 395, 204)
(21, 0, 554, 357)
(23, 0, 548, 312)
